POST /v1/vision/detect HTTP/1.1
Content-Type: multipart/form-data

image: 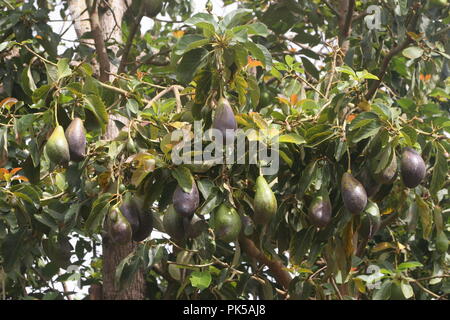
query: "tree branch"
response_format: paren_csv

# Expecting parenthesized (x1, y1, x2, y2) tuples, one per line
(342, 0, 355, 38)
(86, 0, 110, 82)
(365, 2, 421, 100)
(239, 237, 292, 290)
(117, 1, 145, 74)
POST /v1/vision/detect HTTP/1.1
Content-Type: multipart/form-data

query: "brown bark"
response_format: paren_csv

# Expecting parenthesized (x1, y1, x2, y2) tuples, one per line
(239, 236, 292, 290)
(68, 0, 146, 300)
(102, 239, 145, 300)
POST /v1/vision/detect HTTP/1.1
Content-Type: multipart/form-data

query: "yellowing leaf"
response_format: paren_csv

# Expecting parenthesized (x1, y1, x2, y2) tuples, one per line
(247, 56, 263, 68)
(372, 242, 395, 252)
(173, 30, 185, 39)
(290, 94, 298, 105)
(276, 95, 290, 105)
(357, 100, 371, 111)
(354, 278, 366, 293)
(382, 208, 394, 215)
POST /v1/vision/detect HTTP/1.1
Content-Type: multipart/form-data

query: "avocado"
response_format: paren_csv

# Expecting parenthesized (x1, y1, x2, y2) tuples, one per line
(172, 183, 200, 218)
(400, 147, 426, 188)
(390, 282, 406, 300)
(65, 117, 86, 162)
(308, 192, 332, 228)
(120, 197, 152, 242)
(108, 206, 133, 244)
(341, 172, 367, 214)
(211, 204, 242, 242)
(253, 175, 277, 225)
(212, 97, 237, 142)
(163, 205, 185, 240)
(46, 125, 70, 165)
(144, 0, 163, 18)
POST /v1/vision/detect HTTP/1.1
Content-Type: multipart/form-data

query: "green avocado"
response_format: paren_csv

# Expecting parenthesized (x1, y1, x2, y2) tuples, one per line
(211, 204, 242, 242)
(46, 125, 70, 165)
(253, 175, 277, 225)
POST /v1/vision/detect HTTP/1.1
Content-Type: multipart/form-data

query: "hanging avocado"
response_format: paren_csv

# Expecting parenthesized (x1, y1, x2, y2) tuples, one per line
(132, 196, 153, 242)
(108, 206, 133, 245)
(144, 0, 163, 18)
(308, 192, 332, 228)
(65, 117, 87, 162)
(341, 172, 367, 214)
(172, 183, 200, 218)
(211, 204, 242, 242)
(163, 204, 185, 240)
(253, 175, 277, 225)
(435, 231, 449, 254)
(400, 147, 426, 188)
(212, 97, 237, 142)
(46, 125, 70, 166)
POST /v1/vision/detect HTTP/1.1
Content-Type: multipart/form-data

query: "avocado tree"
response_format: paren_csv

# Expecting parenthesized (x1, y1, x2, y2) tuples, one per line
(0, 0, 449, 300)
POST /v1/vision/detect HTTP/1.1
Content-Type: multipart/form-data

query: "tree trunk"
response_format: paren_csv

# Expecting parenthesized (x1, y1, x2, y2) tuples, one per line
(68, 0, 146, 300)
(102, 239, 145, 300)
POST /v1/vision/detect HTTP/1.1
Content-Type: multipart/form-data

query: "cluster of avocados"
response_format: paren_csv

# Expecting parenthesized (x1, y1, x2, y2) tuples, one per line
(45, 117, 86, 166)
(308, 146, 427, 229)
(107, 196, 153, 244)
(161, 97, 279, 243)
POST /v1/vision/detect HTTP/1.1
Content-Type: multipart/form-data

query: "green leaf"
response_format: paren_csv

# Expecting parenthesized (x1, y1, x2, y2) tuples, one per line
(401, 281, 414, 299)
(21, 64, 37, 96)
(189, 271, 212, 290)
(85, 193, 112, 234)
(296, 161, 318, 199)
(278, 133, 306, 144)
(45, 63, 58, 84)
(415, 195, 432, 240)
(373, 280, 392, 300)
(184, 13, 217, 29)
(57, 58, 72, 80)
(171, 166, 194, 193)
(243, 41, 266, 67)
(175, 35, 207, 55)
(397, 261, 423, 271)
(402, 46, 424, 60)
(115, 251, 142, 291)
(176, 48, 209, 84)
(301, 57, 319, 80)
(83, 94, 109, 133)
(430, 145, 448, 200)
(247, 75, 260, 108)
(222, 9, 253, 29)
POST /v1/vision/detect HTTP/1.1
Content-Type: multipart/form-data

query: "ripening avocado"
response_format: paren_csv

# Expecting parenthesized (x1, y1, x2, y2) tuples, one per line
(144, 0, 163, 18)
(400, 147, 426, 188)
(119, 200, 140, 238)
(108, 206, 133, 245)
(390, 282, 406, 300)
(357, 167, 380, 198)
(172, 183, 200, 218)
(435, 231, 449, 254)
(212, 97, 237, 142)
(341, 172, 367, 214)
(373, 153, 398, 185)
(308, 192, 332, 228)
(253, 175, 277, 225)
(133, 197, 153, 242)
(163, 205, 185, 240)
(211, 204, 242, 242)
(65, 117, 86, 162)
(46, 125, 70, 165)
